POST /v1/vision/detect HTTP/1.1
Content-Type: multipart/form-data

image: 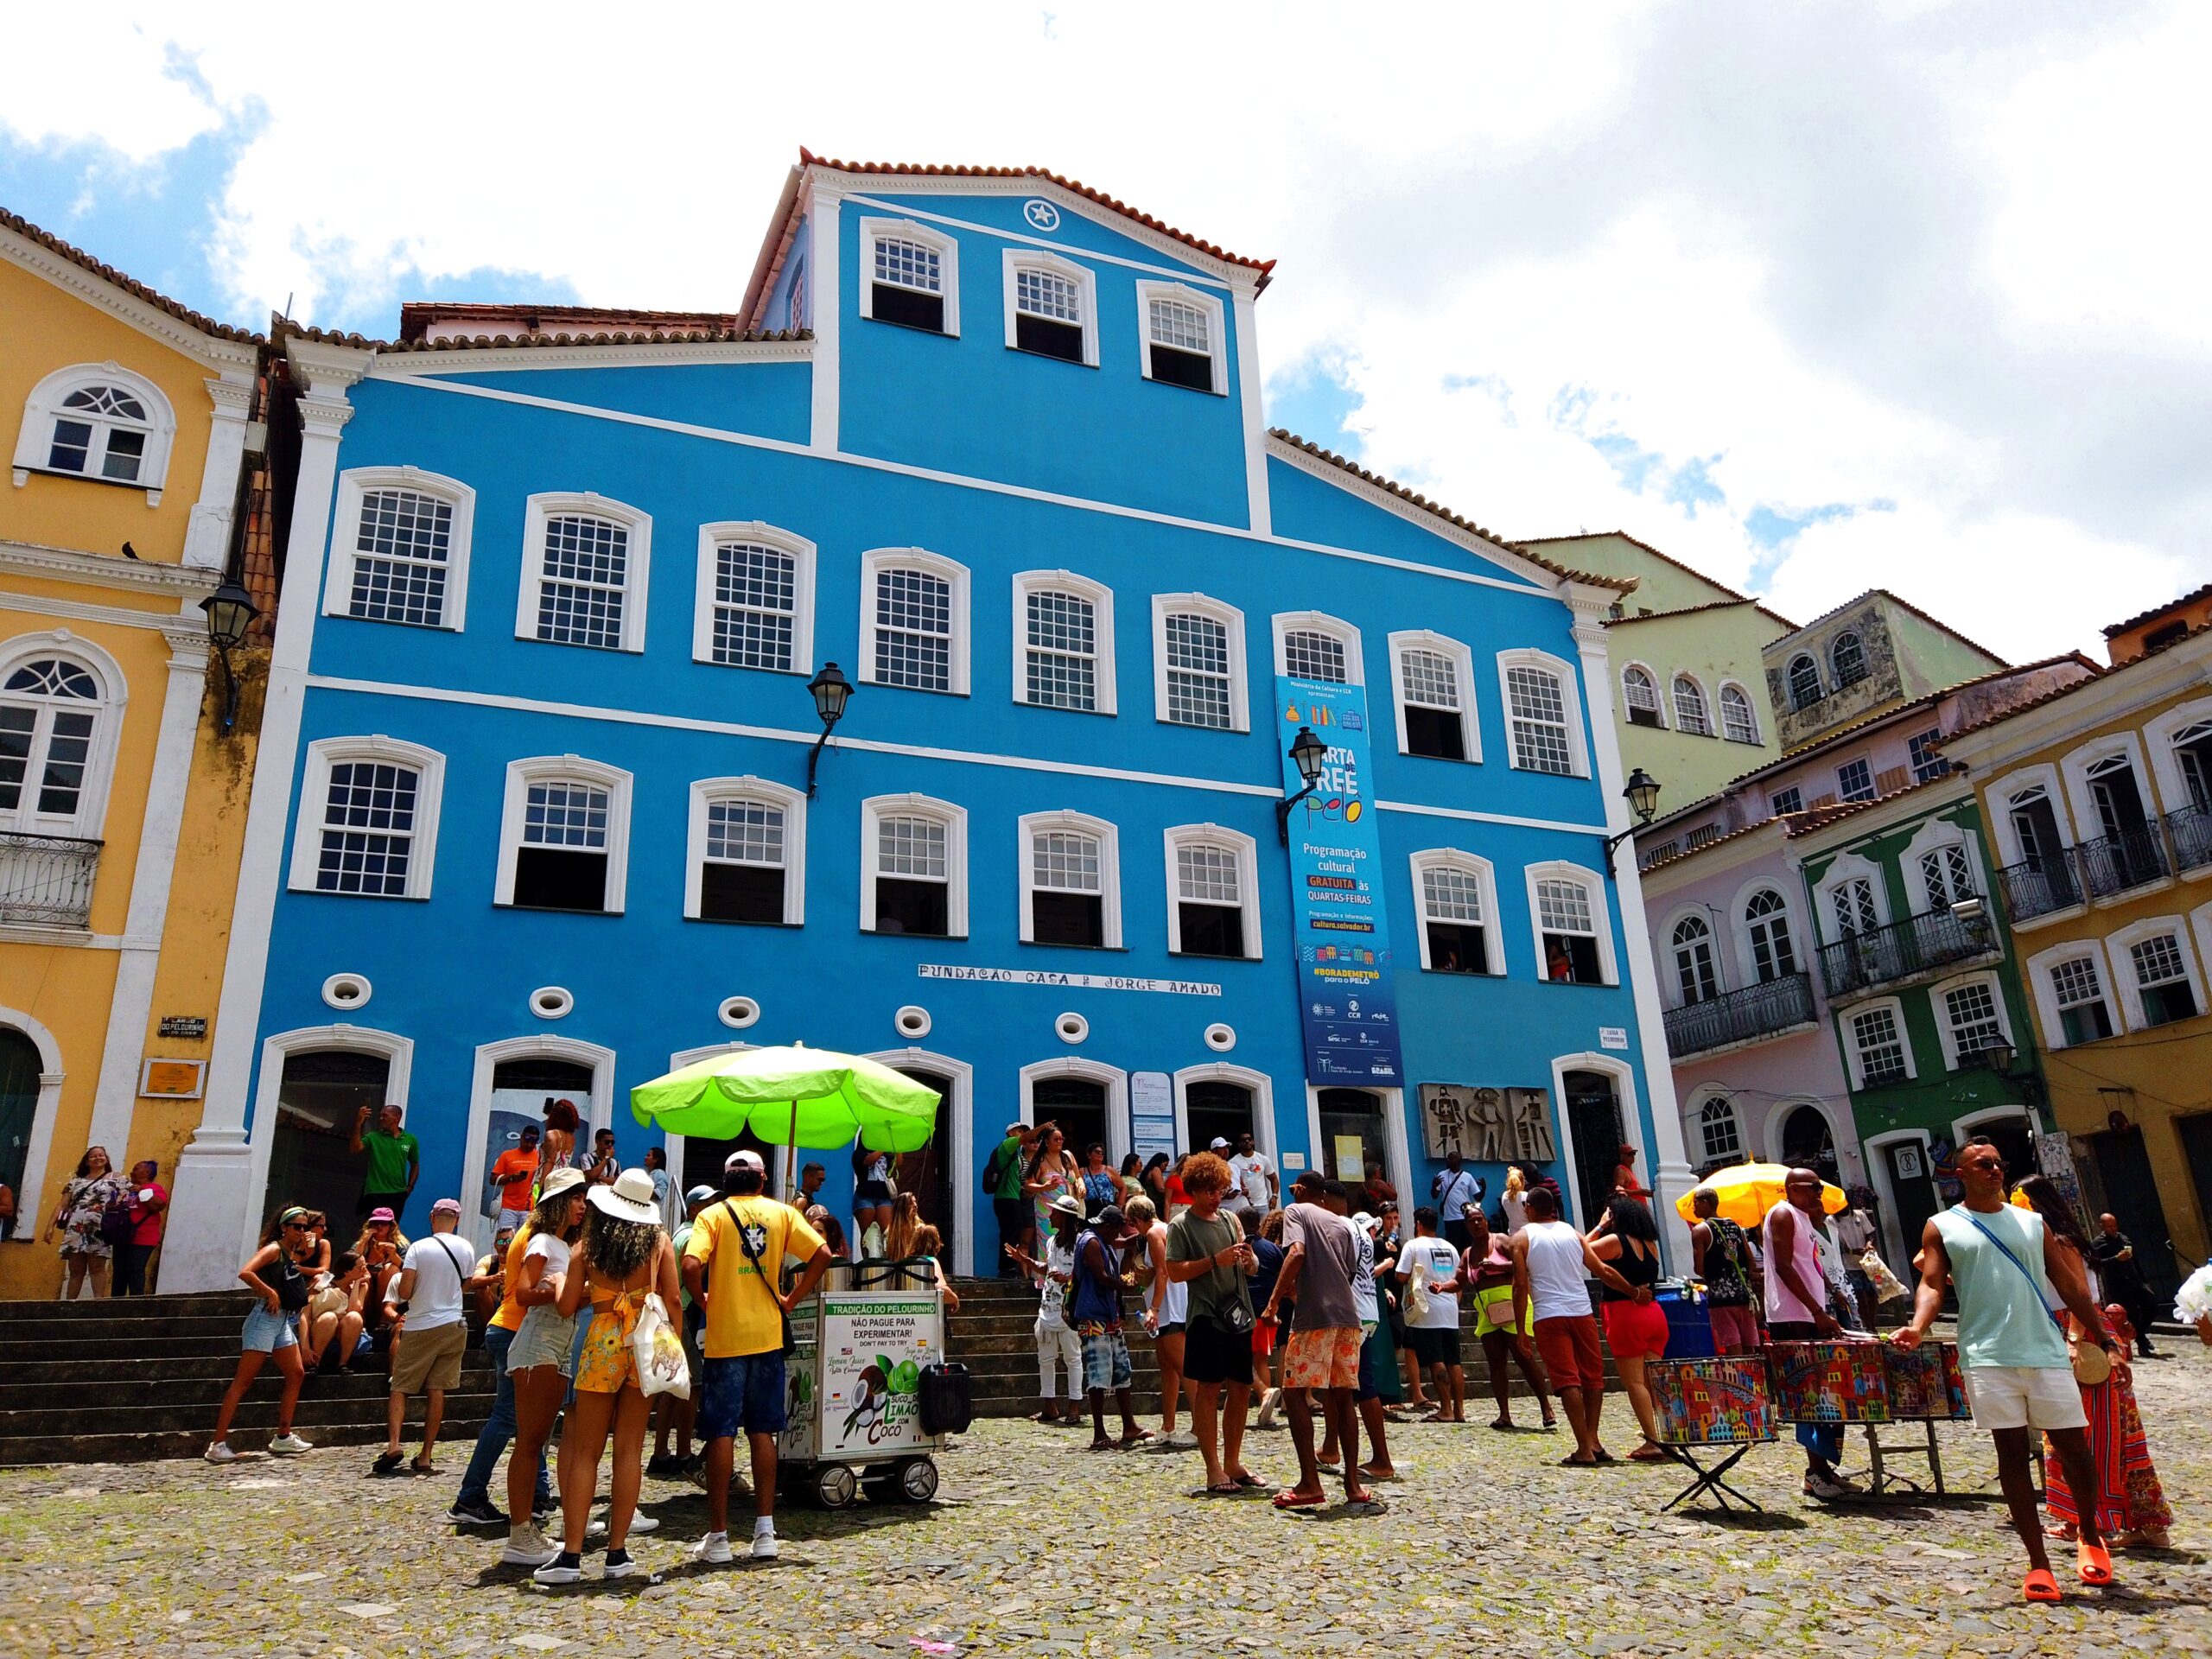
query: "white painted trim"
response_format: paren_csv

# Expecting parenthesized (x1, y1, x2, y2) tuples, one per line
(1813, 851, 1891, 944)
(1408, 848, 1504, 976)
(861, 792, 968, 937)
(1619, 661, 1667, 731)
(1233, 289, 1269, 537)
(0, 222, 259, 376)
(1986, 763, 2075, 868)
(1783, 650, 1825, 712)
(0, 537, 222, 595)
(1717, 679, 1762, 746)
(1001, 248, 1099, 367)
(864, 1047, 976, 1276)
(0, 629, 130, 838)
(515, 492, 652, 654)
(1299, 1082, 1413, 1211)
(494, 754, 634, 913)
(2107, 912, 2205, 1030)
(684, 775, 806, 925)
(369, 340, 813, 378)
(1762, 1096, 1847, 1170)
(1686, 1087, 1746, 1168)
(1019, 809, 1123, 949)
(2143, 695, 2212, 816)
(462, 1033, 615, 1254)
(2024, 938, 2125, 1047)
(1861, 1125, 1935, 1265)
(691, 520, 817, 676)
(1372, 798, 1608, 835)
(1387, 628, 1480, 763)
(10, 360, 177, 505)
(1151, 593, 1249, 733)
(1524, 859, 1618, 986)
(0, 1003, 66, 1261)
(1841, 996, 1917, 1090)
(1132, 279, 1227, 396)
(2059, 730, 2154, 845)
(1669, 671, 1714, 738)
(1728, 874, 1809, 990)
(838, 189, 1240, 293)
(1012, 569, 1117, 715)
(1548, 1053, 1649, 1244)
(184, 377, 254, 570)
(1929, 969, 2014, 1071)
(1662, 906, 1726, 1007)
(858, 547, 970, 696)
(1496, 647, 1590, 778)
(286, 735, 448, 900)
(1162, 823, 1261, 960)
(1172, 1062, 1276, 1172)
(241, 1024, 416, 1263)
(856, 215, 961, 337)
(0, 588, 207, 632)
(1272, 610, 1364, 686)
(323, 465, 475, 632)
(1950, 1104, 2034, 1154)
(1020, 1057, 1133, 1168)
(1900, 817, 1981, 915)
(807, 191, 840, 453)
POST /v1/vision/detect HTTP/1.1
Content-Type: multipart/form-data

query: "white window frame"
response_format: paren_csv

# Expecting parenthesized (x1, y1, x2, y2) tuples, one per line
(1671, 672, 1713, 737)
(1785, 652, 1823, 711)
(1019, 809, 1122, 948)
(1620, 662, 1666, 730)
(1901, 817, 1983, 914)
(1272, 611, 1364, 686)
(690, 521, 816, 675)
(494, 754, 634, 913)
(1162, 823, 1261, 959)
(0, 632, 127, 838)
(11, 362, 177, 504)
(2059, 732, 2155, 844)
(1012, 570, 1116, 715)
(685, 775, 806, 925)
(1730, 876, 1807, 988)
(1835, 755, 1878, 803)
(1388, 629, 1480, 762)
(860, 793, 969, 938)
(1719, 681, 1760, 745)
(2109, 914, 2204, 1030)
(1523, 859, 1617, 984)
(1152, 594, 1249, 732)
(323, 466, 476, 631)
(859, 547, 970, 696)
(2026, 939, 2126, 1048)
(1770, 786, 1805, 818)
(287, 735, 447, 900)
(1930, 969, 2014, 1071)
(1814, 851, 1891, 944)
(1842, 995, 1917, 1090)
(1666, 907, 1725, 1007)
(1133, 279, 1228, 396)
(858, 217, 960, 336)
(1001, 250, 1099, 367)
(1691, 1090, 1745, 1166)
(1830, 630, 1870, 686)
(1986, 762, 2075, 868)
(1496, 648, 1590, 778)
(514, 492, 652, 653)
(2143, 695, 2212, 815)
(1406, 849, 1503, 975)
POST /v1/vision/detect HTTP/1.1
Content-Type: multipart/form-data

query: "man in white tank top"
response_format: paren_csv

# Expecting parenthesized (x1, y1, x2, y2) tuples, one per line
(1763, 1168, 1855, 1500)
(1510, 1185, 1642, 1465)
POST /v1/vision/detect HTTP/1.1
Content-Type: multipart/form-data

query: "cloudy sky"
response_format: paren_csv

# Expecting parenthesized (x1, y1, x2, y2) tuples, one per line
(9, 3, 2207, 659)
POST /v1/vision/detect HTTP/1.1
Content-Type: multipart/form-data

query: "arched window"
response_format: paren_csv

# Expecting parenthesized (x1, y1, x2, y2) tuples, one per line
(288, 737, 447, 901)
(1672, 675, 1711, 736)
(1527, 861, 1614, 983)
(1671, 915, 1719, 1005)
(862, 794, 966, 938)
(861, 218, 958, 335)
(0, 657, 107, 835)
(1719, 683, 1759, 744)
(1137, 282, 1224, 393)
(1830, 631, 1869, 688)
(1621, 665, 1662, 728)
(1412, 849, 1501, 976)
(1390, 631, 1476, 760)
(1743, 888, 1797, 981)
(1498, 652, 1587, 776)
(1021, 810, 1122, 949)
(1154, 594, 1247, 731)
(693, 523, 815, 674)
(12, 364, 177, 501)
(495, 756, 632, 915)
(516, 493, 651, 652)
(1786, 654, 1822, 711)
(861, 549, 969, 695)
(1004, 253, 1096, 365)
(327, 467, 476, 630)
(1696, 1096, 1742, 1166)
(687, 777, 805, 926)
(1014, 571, 1116, 714)
(1164, 825, 1258, 959)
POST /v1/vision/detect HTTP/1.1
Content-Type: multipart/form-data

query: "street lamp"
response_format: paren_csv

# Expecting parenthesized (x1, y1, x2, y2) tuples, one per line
(198, 575, 259, 733)
(1600, 766, 1662, 880)
(804, 662, 853, 797)
(1274, 725, 1329, 845)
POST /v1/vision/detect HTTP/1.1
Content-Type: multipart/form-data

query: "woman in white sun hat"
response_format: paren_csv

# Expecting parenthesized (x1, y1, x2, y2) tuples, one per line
(534, 1166, 681, 1586)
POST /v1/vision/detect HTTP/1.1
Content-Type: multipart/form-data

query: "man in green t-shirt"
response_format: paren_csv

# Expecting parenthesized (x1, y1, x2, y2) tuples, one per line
(986, 1119, 1047, 1276)
(350, 1103, 420, 1220)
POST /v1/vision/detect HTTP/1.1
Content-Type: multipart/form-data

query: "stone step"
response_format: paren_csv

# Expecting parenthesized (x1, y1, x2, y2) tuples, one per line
(0, 1291, 255, 1322)
(0, 1389, 498, 1442)
(0, 1414, 493, 1467)
(0, 1366, 495, 1412)
(5, 1314, 275, 1344)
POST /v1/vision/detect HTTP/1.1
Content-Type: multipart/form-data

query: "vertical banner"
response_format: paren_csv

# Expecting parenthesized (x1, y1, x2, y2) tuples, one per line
(1277, 676, 1404, 1087)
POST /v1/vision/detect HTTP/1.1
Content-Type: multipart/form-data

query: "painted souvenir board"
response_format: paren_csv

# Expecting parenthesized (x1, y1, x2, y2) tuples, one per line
(1766, 1339, 1890, 1423)
(1649, 1355, 1776, 1445)
(1881, 1340, 1969, 1421)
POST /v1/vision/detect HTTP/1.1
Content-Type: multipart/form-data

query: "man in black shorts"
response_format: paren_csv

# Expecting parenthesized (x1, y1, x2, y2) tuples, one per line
(1395, 1205, 1466, 1422)
(1164, 1149, 1257, 1495)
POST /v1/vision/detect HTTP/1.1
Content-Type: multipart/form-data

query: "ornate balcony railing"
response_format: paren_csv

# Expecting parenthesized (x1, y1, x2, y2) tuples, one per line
(0, 832, 101, 927)
(1664, 972, 1818, 1058)
(2075, 826, 2169, 899)
(2165, 804, 2212, 875)
(1817, 904, 1994, 999)
(1996, 855, 2083, 923)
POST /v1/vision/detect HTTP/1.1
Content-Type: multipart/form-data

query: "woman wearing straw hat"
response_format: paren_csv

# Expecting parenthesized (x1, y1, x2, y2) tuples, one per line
(535, 1168, 681, 1584)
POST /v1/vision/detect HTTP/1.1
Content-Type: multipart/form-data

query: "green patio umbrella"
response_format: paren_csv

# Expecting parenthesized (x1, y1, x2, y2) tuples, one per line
(629, 1044, 940, 1199)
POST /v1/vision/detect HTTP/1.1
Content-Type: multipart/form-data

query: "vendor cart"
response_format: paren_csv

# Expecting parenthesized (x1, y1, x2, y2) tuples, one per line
(777, 1258, 952, 1510)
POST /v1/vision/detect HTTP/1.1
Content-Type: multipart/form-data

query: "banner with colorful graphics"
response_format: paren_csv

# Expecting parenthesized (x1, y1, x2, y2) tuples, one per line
(817, 1294, 941, 1457)
(1277, 676, 1404, 1087)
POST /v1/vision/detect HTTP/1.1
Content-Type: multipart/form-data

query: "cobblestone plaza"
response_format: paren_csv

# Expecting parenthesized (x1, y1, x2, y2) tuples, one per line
(6, 1347, 2206, 1659)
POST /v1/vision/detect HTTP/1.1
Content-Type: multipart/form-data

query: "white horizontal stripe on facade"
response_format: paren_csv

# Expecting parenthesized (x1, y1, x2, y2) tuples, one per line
(1372, 798, 1609, 837)
(373, 375, 1554, 599)
(839, 193, 1239, 291)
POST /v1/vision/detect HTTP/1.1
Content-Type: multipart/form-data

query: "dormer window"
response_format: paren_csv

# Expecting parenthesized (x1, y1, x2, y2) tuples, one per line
(1136, 283, 1226, 394)
(1831, 631, 1869, 689)
(861, 219, 959, 336)
(1003, 253, 1097, 366)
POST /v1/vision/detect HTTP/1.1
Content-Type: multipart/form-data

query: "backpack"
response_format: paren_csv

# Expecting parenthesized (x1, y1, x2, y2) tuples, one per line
(99, 1185, 135, 1247)
(980, 1140, 1016, 1199)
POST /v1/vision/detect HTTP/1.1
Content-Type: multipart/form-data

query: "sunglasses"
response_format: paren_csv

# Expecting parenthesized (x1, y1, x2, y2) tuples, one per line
(283, 1220, 309, 1230)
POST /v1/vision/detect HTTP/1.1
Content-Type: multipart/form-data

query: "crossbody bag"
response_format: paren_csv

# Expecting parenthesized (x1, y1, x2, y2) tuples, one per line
(1958, 1211, 2107, 1386)
(726, 1200, 795, 1355)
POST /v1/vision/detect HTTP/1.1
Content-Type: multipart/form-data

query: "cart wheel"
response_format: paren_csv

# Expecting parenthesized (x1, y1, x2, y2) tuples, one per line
(814, 1462, 858, 1510)
(896, 1456, 939, 1503)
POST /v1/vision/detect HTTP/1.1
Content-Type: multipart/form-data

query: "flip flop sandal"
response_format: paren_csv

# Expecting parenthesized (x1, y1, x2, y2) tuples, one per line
(1272, 1490, 1328, 1510)
(1628, 1446, 1671, 1463)
(1558, 1454, 1597, 1468)
(1487, 1419, 1514, 1432)
(1117, 1432, 1154, 1449)
(1316, 1460, 1342, 1474)
(1592, 1451, 1618, 1465)
(2077, 1542, 2113, 1586)
(1231, 1472, 1264, 1488)
(2022, 1568, 2062, 1604)
(1191, 1484, 1243, 1498)
(1357, 1466, 1399, 1482)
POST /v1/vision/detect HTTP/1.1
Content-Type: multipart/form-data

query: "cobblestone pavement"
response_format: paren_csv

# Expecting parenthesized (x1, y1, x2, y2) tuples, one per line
(4, 1345, 2208, 1658)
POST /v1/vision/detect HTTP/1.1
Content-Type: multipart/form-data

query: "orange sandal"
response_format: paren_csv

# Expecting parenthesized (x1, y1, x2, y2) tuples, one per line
(2077, 1541, 2113, 1586)
(2023, 1568, 2061, 1603)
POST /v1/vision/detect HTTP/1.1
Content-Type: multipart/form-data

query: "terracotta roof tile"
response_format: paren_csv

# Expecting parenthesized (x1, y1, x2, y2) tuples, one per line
(285, 319, 808, 353)
(800, 149, 1275, 285)
(1637, 816, 1783, 874)
(1267, 432, 1635, 591)
(1942, 624, 2212, 741)
(1606, 597, 1768, 626)
(2, 206, 261, 343)
(1784, 588, 2007, 671)
(397, 302, 742, 342)
(2103, 582, 2212, 639)
(1781, 776, 1949, 838)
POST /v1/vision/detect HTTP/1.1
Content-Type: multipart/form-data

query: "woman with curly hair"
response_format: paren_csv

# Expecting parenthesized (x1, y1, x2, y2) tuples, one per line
(535, 1169, 681, 1584)
(499, 1169, 588, 1569)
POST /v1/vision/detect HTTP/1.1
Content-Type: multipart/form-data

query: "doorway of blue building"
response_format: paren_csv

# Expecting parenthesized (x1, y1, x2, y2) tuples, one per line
(1316, 1088, 1386, 1186)
(885, 1065, 957, 1269)
(264, 1048, 391, 1234)
(1032, 1076, 1109, 1192)
(1564, 1071, 1625, 1229)
(1187, 1080, 1258, 1160)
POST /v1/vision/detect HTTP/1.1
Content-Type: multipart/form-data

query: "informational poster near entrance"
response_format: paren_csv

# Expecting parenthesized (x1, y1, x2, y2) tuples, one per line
(1129, 1071, 1176, 1164)
(817, 1293, 940, 1458)
(1276, 676, 1404, 1087)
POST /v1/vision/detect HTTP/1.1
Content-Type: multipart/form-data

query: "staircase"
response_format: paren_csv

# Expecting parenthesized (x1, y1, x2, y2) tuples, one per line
(941, 1275, 1166, 1416)
(0, 1291, 496, 1466)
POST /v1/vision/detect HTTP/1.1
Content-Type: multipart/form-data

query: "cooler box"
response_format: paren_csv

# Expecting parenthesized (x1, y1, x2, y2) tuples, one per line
(1654, 1284, 1715, 1358)
(1765, 1339, 1890, 1422)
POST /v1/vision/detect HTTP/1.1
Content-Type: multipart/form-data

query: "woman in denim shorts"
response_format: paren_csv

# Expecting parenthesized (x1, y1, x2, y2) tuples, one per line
(499, 1169, 588, 1568)
(204, 1206, 317, 1463)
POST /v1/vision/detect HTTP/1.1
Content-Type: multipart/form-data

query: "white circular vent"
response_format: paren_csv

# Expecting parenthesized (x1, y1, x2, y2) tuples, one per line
(321, 973, 372, 1011)
(530, 986, 574, 1020)
(1204, 1022, 1236, 1052)
(1055, 1011, 1089, 1046)
(894, 1005, 931, 1039)
(719, 995, 761, 1030)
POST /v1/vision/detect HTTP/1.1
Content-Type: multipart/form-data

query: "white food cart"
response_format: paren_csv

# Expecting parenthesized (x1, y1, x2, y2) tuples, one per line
(777, 1271, 950, 1509)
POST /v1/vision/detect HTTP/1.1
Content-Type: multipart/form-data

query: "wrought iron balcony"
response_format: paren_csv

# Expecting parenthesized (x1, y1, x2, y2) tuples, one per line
(1664, 972, 1818, 1058)
(1817, 904, 1995, 999)
(2075, 825, 2169, 899)
(0, 832, 101, 928)
(2166, 804, 2212, 875)
(1996, 855, 2083, 923)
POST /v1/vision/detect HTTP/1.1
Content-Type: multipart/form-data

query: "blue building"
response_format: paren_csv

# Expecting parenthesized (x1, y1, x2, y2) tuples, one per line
(164, 154, 1693, 1286)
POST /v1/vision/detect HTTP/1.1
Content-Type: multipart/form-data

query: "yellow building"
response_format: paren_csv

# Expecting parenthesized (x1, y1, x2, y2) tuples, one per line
(1942, 616, 2212, 1292)
(0, 209, 269, 1296)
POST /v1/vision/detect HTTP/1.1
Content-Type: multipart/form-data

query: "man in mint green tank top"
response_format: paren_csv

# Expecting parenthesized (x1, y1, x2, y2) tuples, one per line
(1895, 1138, 2120, 1602)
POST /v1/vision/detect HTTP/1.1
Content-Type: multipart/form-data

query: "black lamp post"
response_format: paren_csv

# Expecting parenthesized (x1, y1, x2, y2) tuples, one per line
(1274, 725, 1330, 845)
(804, 662, 853, 797)
(199, 575, 259, 732)
(1600, 767, 1662, 879)
(1974, 1033, 2048, 1110)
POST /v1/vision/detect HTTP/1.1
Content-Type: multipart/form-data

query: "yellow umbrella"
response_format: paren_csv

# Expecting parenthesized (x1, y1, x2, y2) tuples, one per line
(1675, 1161, 1846, 1229)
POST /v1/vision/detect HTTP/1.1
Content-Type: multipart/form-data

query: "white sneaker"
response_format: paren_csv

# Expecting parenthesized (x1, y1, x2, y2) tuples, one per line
(499, 1526, 561, 1567)
(693, 1531, 734, 1566)
(269, 1432, 313, 1456)
(586, 1513, 658, 1536)
(531, 1553, 582, 1586)
(750, 1529, 780, 1560)
(203, 1442, 236, 1464)
(1804, 1471, 1853, 1501)
(1160, 1430, 1199, 1450)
